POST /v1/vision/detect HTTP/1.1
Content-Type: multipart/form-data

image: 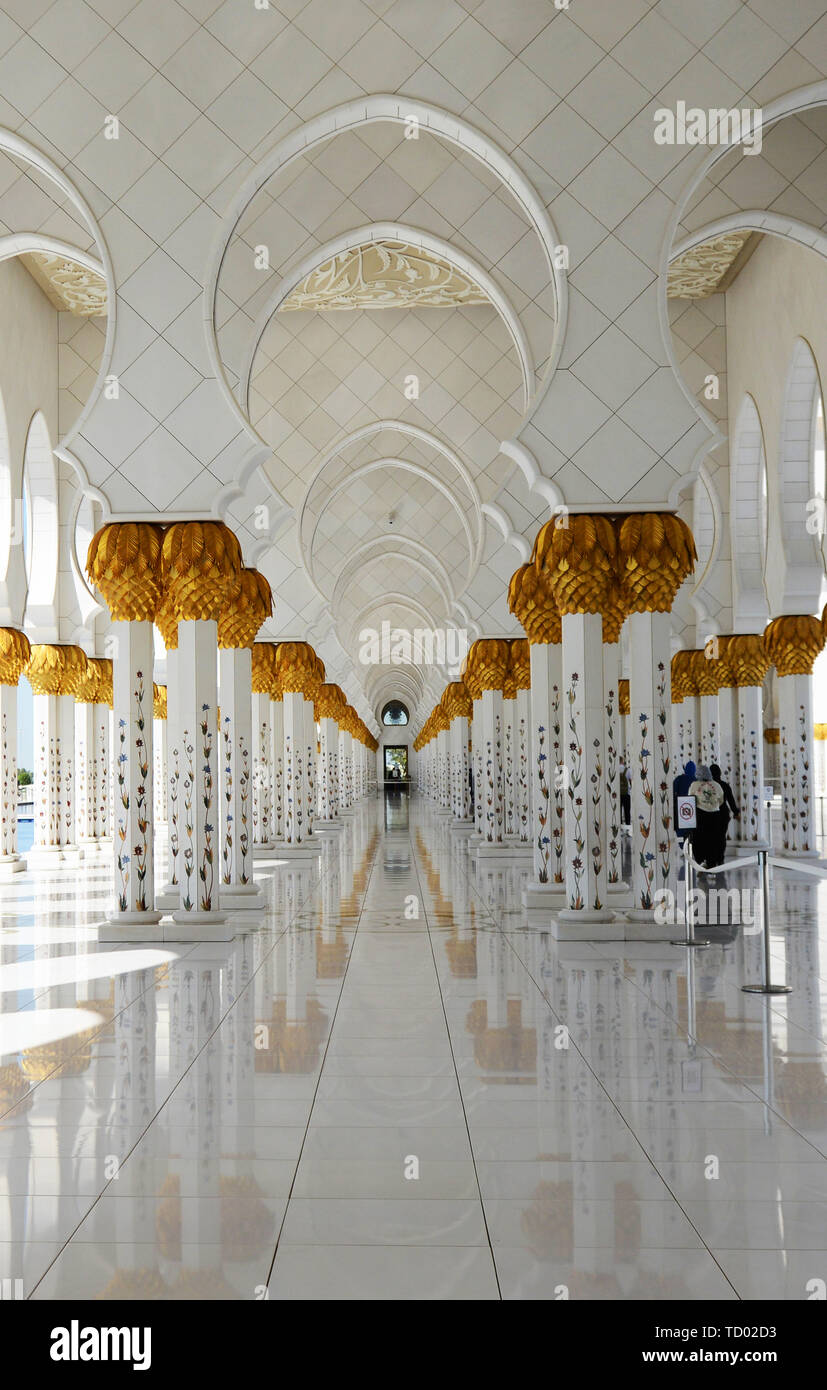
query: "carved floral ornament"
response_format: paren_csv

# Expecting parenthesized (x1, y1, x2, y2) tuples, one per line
(20, 251, 108, 317)
(281, 240, 489, 313)
(666, 231, 755, 300)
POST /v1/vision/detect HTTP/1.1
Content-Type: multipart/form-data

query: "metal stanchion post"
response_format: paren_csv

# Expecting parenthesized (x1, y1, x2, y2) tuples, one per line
(742, 847, 791, 995)
(671, 835, 710, 949)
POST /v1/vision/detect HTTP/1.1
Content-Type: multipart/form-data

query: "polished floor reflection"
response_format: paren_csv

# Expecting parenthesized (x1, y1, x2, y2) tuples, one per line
(1, 795, 827, 1300)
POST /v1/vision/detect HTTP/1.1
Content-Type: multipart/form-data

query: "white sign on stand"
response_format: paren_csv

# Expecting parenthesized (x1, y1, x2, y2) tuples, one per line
(763, 785, 774, 803)
(677, 795, 697, 829)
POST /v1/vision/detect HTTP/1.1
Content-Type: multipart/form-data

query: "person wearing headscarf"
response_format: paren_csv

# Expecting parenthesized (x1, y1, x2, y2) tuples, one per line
(709, 763, 739, 867)
(687, 764, 723, 867)
(672, 760, 696, 841)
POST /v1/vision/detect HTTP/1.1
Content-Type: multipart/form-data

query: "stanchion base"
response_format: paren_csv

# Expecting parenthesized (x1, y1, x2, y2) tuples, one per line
(741, 983, 792, 994)
(670, 938, 711, 948)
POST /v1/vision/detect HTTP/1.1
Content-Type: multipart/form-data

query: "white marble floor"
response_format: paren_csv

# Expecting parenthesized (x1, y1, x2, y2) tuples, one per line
(1, 793, 826, 1300)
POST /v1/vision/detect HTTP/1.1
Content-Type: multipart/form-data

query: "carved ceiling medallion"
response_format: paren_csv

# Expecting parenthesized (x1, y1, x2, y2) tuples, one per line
(20, 252, 108, 317)
(281, 240, 489, 312)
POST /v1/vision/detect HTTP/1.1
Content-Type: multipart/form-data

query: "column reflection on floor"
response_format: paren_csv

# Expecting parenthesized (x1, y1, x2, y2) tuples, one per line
(1, 794, 826, 1299)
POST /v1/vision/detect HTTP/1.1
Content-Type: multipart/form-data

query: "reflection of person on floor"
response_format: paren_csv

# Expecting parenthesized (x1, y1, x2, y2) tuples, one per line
(469, 765, 474, 814)
(709, 763, 739, 867)
(672, 760, 696, 841)
(687, 764, 723, 868)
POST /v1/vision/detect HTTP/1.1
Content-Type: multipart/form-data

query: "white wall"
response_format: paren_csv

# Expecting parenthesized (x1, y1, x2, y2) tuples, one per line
(726, 235, 827, 619)
(0, 255, 58, 628)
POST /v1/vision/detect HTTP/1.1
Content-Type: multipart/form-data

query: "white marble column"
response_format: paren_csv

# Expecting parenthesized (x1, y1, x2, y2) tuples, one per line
(0, 680, 23, 874)
(471, 696, 483, 836)
(303, 694, 317, 829)
(778, 672, 816, 855)
(317, 715, 339, 823)
(627, 611, 676, 920)
(516, 683, 530, 844)
(158, 647, 180, 906)
(75, 697, 98, 853)
(481, 686, 505, 844)
(109, 620, 160, 925)
(558, 613, 611, 922)
(270, 696, 284, 843)
(502, 691, 517, 837)
(218, 644, 262, 909)
(602, 638, 624, 895)
(525, 639, 564, 904)
(95, 695, 111, 847)
(698, 690, 720, 766)
(151, 694, 168, 830)
(737, 682, 768, 846)
(339, 728, 353, 811)
(251, 689, 273, 851)
(449, 713, 471, 822)
(174, 618, 225, 926)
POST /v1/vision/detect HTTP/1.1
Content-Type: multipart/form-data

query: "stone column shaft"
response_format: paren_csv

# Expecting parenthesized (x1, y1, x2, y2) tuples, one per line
(627, 611, 675, 916)
(560, 613, 609, 917)
(219, 645, 260, 907)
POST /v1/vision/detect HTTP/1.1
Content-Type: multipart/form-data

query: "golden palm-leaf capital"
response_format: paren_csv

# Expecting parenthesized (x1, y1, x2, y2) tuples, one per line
(687, 647, 722, 696)
(90, 657, 113, 707)
(671, 650, 696, 698)
(464, 637, 510, 693)
(618, 678, 630, 716)
(535, 513, 618, 616)
(161, 520, 242, 622)
(275, 640, 320, 696)
(86, 522, 166, 621)
(601, 587, 627, 644)
(251, 641, 278, 694)
(153, 683, 167, 720)
(618, 513, 696, 613)
(718, 633, 770, 687)
(508, 563, 561, 645)
(764, 614, 825, 677)
(74, 657, 103, 704)
(509, 637, 531, 690)
(314, 683, 343, 720)
(0, 627, 31, 685)
(26, 643, 88, 696)
(155, 590, 179, 650)
(217, 568, 273, 649)
(442, 681, 473, 720)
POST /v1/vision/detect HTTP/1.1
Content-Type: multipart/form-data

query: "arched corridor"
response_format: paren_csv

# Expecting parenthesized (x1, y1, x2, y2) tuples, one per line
(1, 0, 827, 1323)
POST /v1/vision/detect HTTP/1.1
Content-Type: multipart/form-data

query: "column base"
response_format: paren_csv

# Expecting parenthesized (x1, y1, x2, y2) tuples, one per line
(313, 820, 343, 833)
(522, 882, 567, 910)
(0, 853, 26, 877)
(155, 885, 180, 910)
(78, 839, 108, 858)
(475, 840, 531, 859)
(219, 885, 265, 911)
(99, 910, 164, 941)
(25, 845, 65, 869)
(272, 841, 322, 858)
(253, 841, 279, 857)
(779, 848, 820, 859)
(168, 909, 231, 940)
(447, 819, 474, 834)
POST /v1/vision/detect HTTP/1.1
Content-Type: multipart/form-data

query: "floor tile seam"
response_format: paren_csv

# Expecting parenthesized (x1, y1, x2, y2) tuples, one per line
(411, 820, 504, 1299)
(266, 818, 385, 1286)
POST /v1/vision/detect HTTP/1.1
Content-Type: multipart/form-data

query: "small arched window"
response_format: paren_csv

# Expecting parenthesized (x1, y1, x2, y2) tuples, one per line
(382, 700, 409, 726)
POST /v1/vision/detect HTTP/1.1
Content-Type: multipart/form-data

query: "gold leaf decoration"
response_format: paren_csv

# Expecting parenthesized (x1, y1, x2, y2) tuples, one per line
(508, 564, 561, 645)
(26, 644, 89, 696)
(275, 641, 320, 697)
(764, 614, 825, 677)
(618, 513, 696, 613)
(74, 656, 112, 705)
(717, 634, 770, 688)
(161, 520, 242, 622)
(0, 628, 31, 686)
(153, 683, 167, 720)
(618, 678, 630, 716)
(87, 522, 166, 622)
(217, 568, 273, 649)
(534, 513, 618, 616)
(251, 641, 278, 694)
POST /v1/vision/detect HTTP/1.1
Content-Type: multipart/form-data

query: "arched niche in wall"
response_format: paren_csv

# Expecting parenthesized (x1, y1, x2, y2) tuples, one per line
(777, 337, 825, 615)
(22, 410, 59, 638)
(731, 394, 769, 631)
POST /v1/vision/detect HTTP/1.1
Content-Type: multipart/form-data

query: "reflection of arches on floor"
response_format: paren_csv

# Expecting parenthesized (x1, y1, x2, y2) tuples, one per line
(778, 337, 824, 613)
(22, 410, 58, 628)
(731, 394, 769, 630)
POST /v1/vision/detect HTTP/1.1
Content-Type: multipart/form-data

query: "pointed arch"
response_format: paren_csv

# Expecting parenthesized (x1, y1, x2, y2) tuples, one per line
(778, 337, 824, 613)
(731, 394, 769, 630)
